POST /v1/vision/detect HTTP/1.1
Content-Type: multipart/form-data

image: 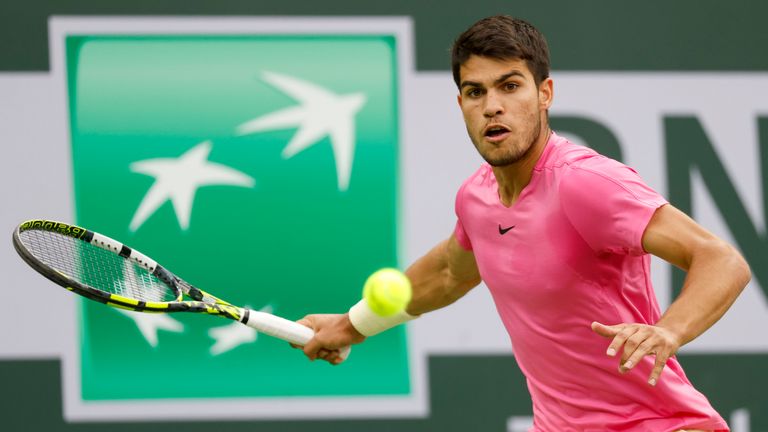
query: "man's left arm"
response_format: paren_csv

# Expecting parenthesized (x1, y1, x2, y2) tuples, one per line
(591, 203, 751, 385)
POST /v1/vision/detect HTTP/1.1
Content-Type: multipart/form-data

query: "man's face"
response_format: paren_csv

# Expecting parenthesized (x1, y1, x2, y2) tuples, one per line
(457, 55, 553, 167)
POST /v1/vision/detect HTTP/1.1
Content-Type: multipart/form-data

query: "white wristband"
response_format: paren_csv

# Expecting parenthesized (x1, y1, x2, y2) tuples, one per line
(348, 299, 418, 337)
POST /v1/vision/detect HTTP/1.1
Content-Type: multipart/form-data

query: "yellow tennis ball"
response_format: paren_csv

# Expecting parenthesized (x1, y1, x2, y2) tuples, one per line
(363, 268, 412, 317)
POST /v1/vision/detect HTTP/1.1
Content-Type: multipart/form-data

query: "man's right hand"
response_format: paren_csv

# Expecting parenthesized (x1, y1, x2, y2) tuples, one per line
(295, 313, 366, 365)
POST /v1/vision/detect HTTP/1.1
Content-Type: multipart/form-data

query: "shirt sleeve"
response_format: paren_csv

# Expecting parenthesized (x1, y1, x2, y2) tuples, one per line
(453, 219, 473, 251)
(559, 157, 668, 255)
(453, 179, 473, 251)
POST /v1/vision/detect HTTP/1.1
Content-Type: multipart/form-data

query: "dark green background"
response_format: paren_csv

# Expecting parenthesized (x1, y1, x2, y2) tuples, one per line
(2, 1, 768, 73)
(3, 0, 767, 429)
(2, 355, 766, 430)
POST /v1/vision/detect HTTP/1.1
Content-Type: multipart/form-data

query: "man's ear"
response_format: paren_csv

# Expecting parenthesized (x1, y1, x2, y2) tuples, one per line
(539, 78, 554, 110)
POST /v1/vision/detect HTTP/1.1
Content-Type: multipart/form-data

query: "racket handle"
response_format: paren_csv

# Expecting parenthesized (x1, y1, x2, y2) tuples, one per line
(242, 310, 351, 360)
(243, 310, 314, 344)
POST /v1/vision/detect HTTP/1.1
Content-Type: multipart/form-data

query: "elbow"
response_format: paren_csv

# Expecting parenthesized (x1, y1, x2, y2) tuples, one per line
(735, 252, 752, 291)
(723, 242, 751, 292)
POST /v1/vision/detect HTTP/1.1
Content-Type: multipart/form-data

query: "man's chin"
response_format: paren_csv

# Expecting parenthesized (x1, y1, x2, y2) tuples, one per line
(483, 157, 518, 167)
(482, 150, 526, 167)
(479, 136, 540, 167)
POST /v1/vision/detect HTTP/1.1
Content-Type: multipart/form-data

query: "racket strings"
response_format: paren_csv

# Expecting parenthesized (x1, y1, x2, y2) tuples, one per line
(19, 230, 177, 303)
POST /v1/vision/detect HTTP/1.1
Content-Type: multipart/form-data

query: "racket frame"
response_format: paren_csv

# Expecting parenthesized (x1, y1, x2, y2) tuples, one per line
(12, 219, 245, 321)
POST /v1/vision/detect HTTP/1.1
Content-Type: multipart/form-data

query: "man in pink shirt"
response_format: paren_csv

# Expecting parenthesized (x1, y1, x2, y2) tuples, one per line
(295, 15, 750, 431)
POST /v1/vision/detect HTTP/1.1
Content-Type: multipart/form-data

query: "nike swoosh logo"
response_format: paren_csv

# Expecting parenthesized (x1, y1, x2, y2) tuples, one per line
(498, 224, 515, 235)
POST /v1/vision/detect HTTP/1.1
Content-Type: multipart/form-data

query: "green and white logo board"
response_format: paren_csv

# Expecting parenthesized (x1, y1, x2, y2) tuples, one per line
(52, 17, 422, 420)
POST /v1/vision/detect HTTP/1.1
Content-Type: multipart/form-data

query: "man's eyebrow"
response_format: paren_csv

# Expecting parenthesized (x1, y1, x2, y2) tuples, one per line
(460, 70, 527, 89)
(494, 70, 526, 85)
(459, 80, 481, 89)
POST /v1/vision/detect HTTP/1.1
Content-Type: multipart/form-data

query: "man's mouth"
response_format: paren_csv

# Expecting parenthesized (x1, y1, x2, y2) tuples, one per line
(483, 124, 511, 142)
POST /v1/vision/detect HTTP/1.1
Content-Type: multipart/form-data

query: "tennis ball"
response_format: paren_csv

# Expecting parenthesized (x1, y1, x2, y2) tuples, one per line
(363, 268, 412, 317)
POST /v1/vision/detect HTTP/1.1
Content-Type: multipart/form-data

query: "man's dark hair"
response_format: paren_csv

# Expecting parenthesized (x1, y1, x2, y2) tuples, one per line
(451, 15, 550, 88)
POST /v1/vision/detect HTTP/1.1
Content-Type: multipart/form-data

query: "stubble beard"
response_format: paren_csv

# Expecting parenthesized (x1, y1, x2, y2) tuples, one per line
(473, 114, 542, 167)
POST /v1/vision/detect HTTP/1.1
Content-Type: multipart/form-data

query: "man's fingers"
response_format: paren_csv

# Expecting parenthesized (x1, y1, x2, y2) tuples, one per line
(290, 317, 314, 349)
(619, 330, 649, 363)
(648, 352, 669, 386)
(620, 339, 654, 373)
(293, 314, 357, 364)
(296, 317, 312, 328)
(318, 348, 344, 360)
(309, 348, 346, 365)
(590, 321, 620, 338)
(606, 325, 638, 357)
(325, 350, 344, 366)
(302, 337, 323, 361)
(594, 323, 679, 384)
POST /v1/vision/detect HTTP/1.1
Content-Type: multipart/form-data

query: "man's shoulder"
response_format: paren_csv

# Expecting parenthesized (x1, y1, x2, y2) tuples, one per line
(555, 144, 660, 207)
(543, 137, 600, 170)
(546, 137, 632, 176)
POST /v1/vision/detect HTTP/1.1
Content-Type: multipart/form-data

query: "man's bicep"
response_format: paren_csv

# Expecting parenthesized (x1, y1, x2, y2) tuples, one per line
(446, 234, 482, 287)
(641, 204, 715, 271)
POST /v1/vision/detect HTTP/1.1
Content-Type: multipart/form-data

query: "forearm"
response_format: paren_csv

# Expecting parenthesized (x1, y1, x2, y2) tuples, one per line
(656, 238, 751, 346)
(405, 238, 482, 316)
(347, 235, 479, 338)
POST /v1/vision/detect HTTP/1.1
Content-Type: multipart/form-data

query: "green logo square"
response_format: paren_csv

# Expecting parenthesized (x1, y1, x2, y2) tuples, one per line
(66, 34, 407, 400)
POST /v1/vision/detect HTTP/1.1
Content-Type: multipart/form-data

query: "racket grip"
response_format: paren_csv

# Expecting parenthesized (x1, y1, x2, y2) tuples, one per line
(243, 310, 314, 345)
(242, 310, 351, 361)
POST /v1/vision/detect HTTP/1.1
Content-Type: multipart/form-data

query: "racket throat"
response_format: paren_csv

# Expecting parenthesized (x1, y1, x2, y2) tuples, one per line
(153, 265, 210, 302)
(187, 286, 205, 302)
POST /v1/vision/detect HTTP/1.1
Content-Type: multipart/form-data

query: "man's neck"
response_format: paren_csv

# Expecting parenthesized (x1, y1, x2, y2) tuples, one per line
(492, 126, 551, 207)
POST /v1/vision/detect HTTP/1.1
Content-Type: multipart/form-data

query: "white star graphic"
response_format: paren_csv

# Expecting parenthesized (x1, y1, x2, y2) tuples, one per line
(207, 304, 273, 356)
(236, 71, 366, 191)
(129, 141, 255, 231)
(116, 309, 184, 348)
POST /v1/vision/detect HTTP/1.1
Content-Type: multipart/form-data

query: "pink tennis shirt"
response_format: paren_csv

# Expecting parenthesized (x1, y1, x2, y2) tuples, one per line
(453, 132, 728, 431)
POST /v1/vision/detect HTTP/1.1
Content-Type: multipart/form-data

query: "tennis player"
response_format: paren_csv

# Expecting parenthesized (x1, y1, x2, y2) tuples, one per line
(297, 15, 750, 431)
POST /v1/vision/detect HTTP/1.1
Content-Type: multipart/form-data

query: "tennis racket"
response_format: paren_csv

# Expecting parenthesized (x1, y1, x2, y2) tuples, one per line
(12, 219, 346, 357)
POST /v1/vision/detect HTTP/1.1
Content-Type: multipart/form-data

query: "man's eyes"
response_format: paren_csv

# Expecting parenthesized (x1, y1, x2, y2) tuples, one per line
(465, 88, 484, 97)
(464, 82, 519, 97)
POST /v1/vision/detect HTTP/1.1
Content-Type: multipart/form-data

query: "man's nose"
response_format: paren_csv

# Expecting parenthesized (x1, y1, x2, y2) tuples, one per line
(483, 91, 504, 118)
